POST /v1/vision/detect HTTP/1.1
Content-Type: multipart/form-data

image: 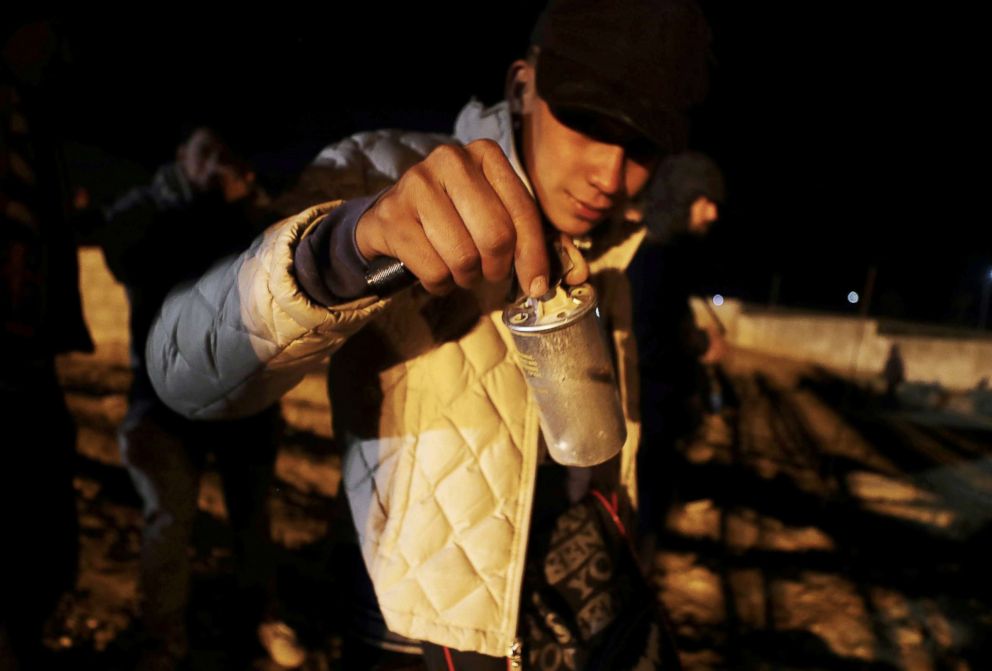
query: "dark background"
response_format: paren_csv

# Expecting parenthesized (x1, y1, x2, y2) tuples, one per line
(26, 4, 990, 326)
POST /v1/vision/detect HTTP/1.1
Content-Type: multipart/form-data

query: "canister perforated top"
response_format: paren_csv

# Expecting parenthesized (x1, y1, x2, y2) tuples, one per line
(502, 283, 598, 334)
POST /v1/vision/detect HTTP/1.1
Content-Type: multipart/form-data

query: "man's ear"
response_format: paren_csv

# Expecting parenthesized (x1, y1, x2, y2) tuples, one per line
(505, 59, 534, 114)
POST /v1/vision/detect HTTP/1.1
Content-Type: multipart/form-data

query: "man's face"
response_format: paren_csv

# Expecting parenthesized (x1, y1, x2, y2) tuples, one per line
(176, 128, 229, 193)
(517, 64, 659, 237)
(688, 196, 719, 235)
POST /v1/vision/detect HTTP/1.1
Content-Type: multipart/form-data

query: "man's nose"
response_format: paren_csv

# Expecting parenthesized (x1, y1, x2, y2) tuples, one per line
(587, 144, 625, 196)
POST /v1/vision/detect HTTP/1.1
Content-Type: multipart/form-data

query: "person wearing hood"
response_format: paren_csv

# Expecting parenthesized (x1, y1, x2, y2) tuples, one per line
(626, 150, 726, 564)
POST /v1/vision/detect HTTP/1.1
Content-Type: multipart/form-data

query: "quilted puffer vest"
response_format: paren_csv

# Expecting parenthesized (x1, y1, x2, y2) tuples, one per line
(148, 100, 646, 657)
(324, 101, 646, 656)
(331, 250, 643, 656)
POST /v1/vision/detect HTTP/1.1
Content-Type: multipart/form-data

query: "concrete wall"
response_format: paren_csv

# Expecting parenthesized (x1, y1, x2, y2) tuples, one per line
(691, 297, 992, 390)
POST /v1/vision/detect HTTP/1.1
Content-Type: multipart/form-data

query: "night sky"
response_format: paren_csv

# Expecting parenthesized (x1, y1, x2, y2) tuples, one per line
(31, 5, 988, 327)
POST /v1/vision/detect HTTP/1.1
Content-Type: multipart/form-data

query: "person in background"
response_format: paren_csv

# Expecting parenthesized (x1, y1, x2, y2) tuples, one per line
(98, 126, 304, 670)
(626, 151, 726, 565)
(883, 343, 905, 405)
(1, 18, 92, 669)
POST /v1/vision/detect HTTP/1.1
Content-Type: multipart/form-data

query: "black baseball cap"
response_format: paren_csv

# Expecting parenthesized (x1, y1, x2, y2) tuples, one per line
(531, 0, 711, 155)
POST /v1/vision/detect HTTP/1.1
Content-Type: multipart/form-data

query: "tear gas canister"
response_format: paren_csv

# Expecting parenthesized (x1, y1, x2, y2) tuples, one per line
(502, 283, 626, 466)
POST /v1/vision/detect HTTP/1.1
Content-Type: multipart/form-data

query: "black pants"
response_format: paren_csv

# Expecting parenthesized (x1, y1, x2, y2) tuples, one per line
(119, 406, 281, 657)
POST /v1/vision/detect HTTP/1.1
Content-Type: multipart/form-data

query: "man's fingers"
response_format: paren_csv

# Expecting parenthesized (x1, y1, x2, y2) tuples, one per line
(419, 181, 484, 289)
(470, 141, 548, 297)
(359, 141, 551, 297)
(559, 234, 590, 286)
(435, 146, 517, 284)
(394, 222, 457, 295)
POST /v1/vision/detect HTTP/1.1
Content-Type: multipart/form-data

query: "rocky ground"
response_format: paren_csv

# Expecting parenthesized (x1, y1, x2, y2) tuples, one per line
(649, 349, 992, 670)
(37, 344, 991, 670)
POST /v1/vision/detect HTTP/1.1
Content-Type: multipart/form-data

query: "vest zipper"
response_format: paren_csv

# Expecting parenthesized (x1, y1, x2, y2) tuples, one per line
(507, 637, 523, 669)
(502, 395, 539, 663)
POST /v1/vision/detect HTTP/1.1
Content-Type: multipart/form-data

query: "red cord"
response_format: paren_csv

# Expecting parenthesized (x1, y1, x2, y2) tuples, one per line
(443, 646, 456, 671)
(590, 488, 627, 538)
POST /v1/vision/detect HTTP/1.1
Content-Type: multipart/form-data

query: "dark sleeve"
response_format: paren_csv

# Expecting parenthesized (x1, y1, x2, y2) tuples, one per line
(629, 242, 693, 370)
(97, 186, 161, 285)
(293, 193, 380, 306)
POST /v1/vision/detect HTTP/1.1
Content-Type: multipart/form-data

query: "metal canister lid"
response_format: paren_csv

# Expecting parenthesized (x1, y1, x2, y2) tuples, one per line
(502, 283, 597, 334)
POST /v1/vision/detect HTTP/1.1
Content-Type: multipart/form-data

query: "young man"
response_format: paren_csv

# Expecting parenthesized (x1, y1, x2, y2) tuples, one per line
(99, 128, 303, 669)
(146, 0, 711, 666)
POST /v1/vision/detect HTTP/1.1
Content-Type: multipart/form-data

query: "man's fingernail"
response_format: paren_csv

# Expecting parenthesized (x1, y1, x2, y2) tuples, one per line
(529, 276, 548, 297)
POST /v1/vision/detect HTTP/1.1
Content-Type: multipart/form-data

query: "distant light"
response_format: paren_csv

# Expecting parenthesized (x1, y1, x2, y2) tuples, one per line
(987, 268, 992, 281)
(847, 291, 860, 304)
(712, 294, 725, 306)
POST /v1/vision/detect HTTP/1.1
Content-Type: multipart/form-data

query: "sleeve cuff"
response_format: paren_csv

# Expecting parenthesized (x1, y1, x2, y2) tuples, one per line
(293, 193, 381, 306)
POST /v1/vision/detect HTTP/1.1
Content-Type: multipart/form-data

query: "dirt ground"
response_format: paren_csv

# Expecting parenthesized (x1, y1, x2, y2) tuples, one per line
(32, 341, 990, 670)
(648, 349, 992, 670)
(26, 253, 992, 670)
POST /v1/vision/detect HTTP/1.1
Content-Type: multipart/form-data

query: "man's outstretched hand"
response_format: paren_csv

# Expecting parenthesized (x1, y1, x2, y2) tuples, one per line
(356, 140, 587, 298)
